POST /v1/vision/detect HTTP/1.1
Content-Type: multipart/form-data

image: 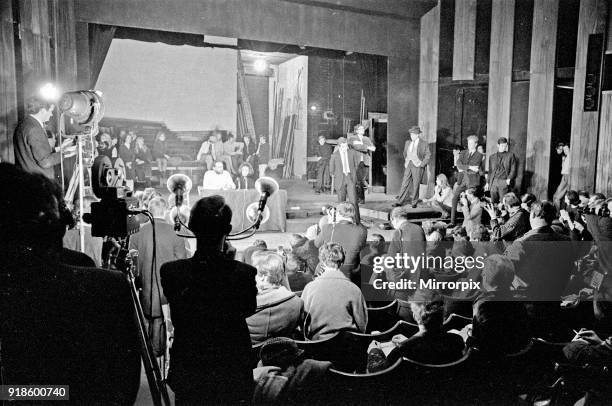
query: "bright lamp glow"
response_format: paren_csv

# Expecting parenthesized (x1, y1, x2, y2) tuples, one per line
(253, 59, 268, 72)
(39, 83, 60, 102)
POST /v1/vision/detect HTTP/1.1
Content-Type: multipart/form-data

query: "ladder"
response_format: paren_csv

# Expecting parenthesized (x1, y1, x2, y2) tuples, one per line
(237, 51, 257, 138)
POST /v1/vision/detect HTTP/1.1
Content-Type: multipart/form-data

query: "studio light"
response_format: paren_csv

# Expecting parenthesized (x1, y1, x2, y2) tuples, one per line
(39, 83, 61, 102)
(254, 58, 268, 72)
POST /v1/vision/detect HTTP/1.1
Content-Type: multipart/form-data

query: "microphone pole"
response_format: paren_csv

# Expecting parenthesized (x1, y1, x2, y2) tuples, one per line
(174, 187, 184, 231)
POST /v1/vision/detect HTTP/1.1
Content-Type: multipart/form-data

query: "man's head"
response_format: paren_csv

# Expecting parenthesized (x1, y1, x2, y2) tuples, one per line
(410, 298, 444, 331)
(318, 242, 345, 269)
(355, 124, 365, 136)
(213, 161, 225, 174)
(467, 135, 479, 152)
(253, 251, 286, 291)
(530, 200, 556, 227)
(409, 126, 421, 142)
(336, 202, 356, 223)
(521, 193, 537, 212)
(252, 239, 268, 249)
(497, 137, 508, 153)
(285, 253, 306, 275)
(26, 97, 55, 124)
(208, 134, 217, 143)
(368, 233, 385, 251)
(390, 206, 409, 229)
(578, 191, 590, 207)
(189, 195, 232, 244)
(337, 137, 348, 152)
(502, 192, 521, 211)
(148, 197, 168, 218)
(239, 163, 252, 177)
(227, 133, 235, 141)
(477, 144, 485, 155)
(565, 190, 579, 207)
(259, 135, 267, 144)
(482, 254, 515, 292)
(288, 233, 307, 248)
(318, 134, 326, 145)
(556, 142, 565, 155)
(465, 187, 479, 202)
(259, 337, 305, 370)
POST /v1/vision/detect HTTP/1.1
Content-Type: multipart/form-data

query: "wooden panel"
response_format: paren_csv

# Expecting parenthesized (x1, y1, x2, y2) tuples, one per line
(420, 3, 440, 196)
(19, 0, 52, 99)
(75, 21, 89, 89)
(53, 0, 77, 91)
(569, 0, 608, 192)
(525, 0, 559, 200)
(485, 0, 515, 165)
(509, 82, 529, 194)
(74, 0, 427, 57)
(595, 92, 612, 195)
(0, 1, 18, 162)
(452, 0, 476, 80)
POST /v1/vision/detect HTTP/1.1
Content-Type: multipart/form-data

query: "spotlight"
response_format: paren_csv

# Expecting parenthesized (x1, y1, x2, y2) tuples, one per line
(254, 59, 268, 72)
(39, 83, 61, 102)
(310, 105, 317, 111)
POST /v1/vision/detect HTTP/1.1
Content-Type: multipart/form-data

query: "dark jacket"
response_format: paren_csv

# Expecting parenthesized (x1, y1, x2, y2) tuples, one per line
(491, 208, 531, 242)
(314, 221, 368, 276)
(385, 221, 426, 297)
(235, 175, 255, 190)
(488, 151, 518, 184)
(247, 286, 304, 344)
(329, 148, 361, 185)
(456, 150, 485, 187)
(160, 252, 257, 403)
(129, 220, 187, 318)
(386, 330, 465, 365)
(13, 115, 61, 179)
(403, 138, 432, 166)
(291, 237, 320, 275)
(0, 249, 141, 405)
(318, 143, 333, 160)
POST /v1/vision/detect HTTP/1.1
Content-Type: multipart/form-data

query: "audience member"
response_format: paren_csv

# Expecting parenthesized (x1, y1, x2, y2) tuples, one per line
(160, 195, 257, 404)
(255, 135, 271, 178)
(470, 224, 501, 258)
(485, 192, 531, 243)
(289, 233, 319, 275)
(451, 135, 484, 225)
(301, 242, 368, 340)
(221, 132, 242, 174)
(129, 197, 188, 356)
(564, 330, 612, 367)
(451, 226, 475, 259)
(314, 202, 367, 280)
(520, 193, 537, 213)
(235, 162, 255, 189)
(247, 252, 304, 344)
(242, 135, 257, 165)
(134, 136, 152, 185)
(242, 239, 268, 265)
(152, 131, 171, 183)
(361, 233, 386, 267)
(285, 253, 314, 291)
(459, 187, 482, 234)
(315, 134, 333, 194)
(202, 161, 236, 190)
(118, 131, 135, 180)
(196, 133, 219, 170)
(0, 163, 140, 404)
(424, 173, 453, 218)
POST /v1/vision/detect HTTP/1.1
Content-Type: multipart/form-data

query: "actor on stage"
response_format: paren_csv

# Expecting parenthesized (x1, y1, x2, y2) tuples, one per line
(13, 97, 76, 179)
(450, 135, 484, 225)
(348, 124, 375, 204)
(315, 134, 333, 194)
(487, 137, 518, 204)
(330, 137, 361, 223)
(552, 142, 570, 210)
(395, 126, 431, 208)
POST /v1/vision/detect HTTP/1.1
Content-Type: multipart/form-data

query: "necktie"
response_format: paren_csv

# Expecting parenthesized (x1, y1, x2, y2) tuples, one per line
(211, 143, 216, 160)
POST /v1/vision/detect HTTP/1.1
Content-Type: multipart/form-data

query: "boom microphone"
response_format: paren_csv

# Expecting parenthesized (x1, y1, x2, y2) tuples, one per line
(167, 174, 192, 231)
(254, 177, 279, 225)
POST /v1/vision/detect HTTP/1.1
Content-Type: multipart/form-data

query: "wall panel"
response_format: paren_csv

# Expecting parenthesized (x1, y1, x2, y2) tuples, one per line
(452, 0, 476, 80)
(0, 1, 18, 162)
(595, 92, 612, 195)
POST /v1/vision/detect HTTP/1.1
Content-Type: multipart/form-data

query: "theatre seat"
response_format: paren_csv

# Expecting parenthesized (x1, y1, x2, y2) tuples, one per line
(366, 300, 399, 333)
(443, 313, 472, 332)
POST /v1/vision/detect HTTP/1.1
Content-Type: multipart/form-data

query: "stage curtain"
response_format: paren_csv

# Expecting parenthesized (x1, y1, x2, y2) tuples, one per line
(89, 24, 116, 87)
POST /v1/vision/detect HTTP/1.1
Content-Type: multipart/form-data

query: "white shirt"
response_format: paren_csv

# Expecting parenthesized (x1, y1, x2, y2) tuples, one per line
(197, 141, 216, 160)
(340, 149, 350, 175)
(202, 170, 236, 190)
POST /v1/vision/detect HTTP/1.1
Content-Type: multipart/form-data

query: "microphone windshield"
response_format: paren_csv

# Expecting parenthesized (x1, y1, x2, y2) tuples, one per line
(255, 177, 279, 196)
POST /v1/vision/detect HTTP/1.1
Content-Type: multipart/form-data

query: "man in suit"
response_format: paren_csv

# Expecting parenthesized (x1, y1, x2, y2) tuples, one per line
(160, 195, 257, 404)
(450, 135, 484, 225)
(0, 163, 141, 404)
(314, 202, 367, 282)
(330, 137, 362, 223)
(315, 134, 334, 194)
(395, 126, 431, 208)
(348, 124, 376, 203)
(487, 137, 519, 204)
(13, 97, 76, 179)
(129, 197, 188, 357)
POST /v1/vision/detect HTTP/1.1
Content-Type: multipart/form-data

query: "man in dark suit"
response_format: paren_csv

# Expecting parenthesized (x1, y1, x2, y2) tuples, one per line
(348, 124, 376, 203)
(330, 137, 362, 223)
(314, 202, 367, 281)
(160, 195, 257, 404)
(450, 135, 484, 225)
(13, 97, 76, 179)
(395, 126, 431, 208)
(0, 163, 141, 404)
(315, 134, 333, 193)
(129, 197, 187, 357)
(487, 137, 519, 204)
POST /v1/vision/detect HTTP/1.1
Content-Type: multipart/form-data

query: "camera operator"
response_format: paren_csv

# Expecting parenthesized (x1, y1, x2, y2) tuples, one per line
(0, 163, 141, 404)
(484, 192, 531, 243)
(459, 187, 483, 234)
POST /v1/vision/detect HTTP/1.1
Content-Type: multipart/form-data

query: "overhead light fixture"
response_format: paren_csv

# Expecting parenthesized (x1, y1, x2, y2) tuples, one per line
(254, 59, 268, 72)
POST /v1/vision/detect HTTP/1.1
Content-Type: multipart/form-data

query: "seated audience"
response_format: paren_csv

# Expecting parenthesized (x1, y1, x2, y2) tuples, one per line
(361, 233, 386, 267)
(451, 226, 475, 259)
(62, 195, 104, 266)
(564, 330, 612, 367)
(196, 133, 220, 170)
(467, 255, 530, 356)
(424, 173, 453, 218)
(255, 135, 271, 178)
(289, 233, 319, 275)
(520, 193, 537, 213)
(129, 197, 188, 357)
(285, 253, 313, 292)
(235, 162, 255, 189)
(459, 187, 482, 234)
(160, 195, 257, 404)
(134, 136, 152, 185)
(485, 192, 531, 243)
(247, 252, 304, 344)
(368, 292, 465, 371)
(152, 131, 171, 183)
(314, 202, 367, 280)
(202, 160, 236, 190)
(242, 239, 268, 265)
(118, 131, 135, 180)
(470, 224, 501, 258)
(301, 242, 368, 340)
(221, 132, 243, 174)
(242, 135, 257, 166)
(253, 338, 331, 405)
(0, 163, 140, 404)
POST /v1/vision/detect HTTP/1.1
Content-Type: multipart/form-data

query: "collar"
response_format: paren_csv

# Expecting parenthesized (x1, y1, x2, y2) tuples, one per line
(29, 114, 45, 129)
(317, 268, 348, 280)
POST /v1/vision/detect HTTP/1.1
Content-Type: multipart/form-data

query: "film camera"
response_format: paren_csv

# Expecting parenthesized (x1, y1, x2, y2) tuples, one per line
(82, 155, 141, 237)
(578, 205, 611, 217)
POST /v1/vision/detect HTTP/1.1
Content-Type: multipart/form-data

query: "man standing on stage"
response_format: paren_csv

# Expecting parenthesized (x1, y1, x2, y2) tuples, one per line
(348, 124, 375, 204)
(394, 126, 431, 208)
(13, 97, 76, 179)
(552, 142, 570, 210)
(330, 137, 361, 223)
(450, 135, 484, 225)
(315, 134, 333, 194)
(487, 137, 518, 204)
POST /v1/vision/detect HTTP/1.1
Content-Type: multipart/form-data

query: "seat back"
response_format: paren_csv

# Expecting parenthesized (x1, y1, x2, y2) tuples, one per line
(366, 300, 399, 333)
(443, 313, 472, 332)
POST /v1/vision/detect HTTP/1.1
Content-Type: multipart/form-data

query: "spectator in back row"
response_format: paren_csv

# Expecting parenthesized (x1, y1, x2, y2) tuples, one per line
(289, 233, 319, 275)
(301, 242, 367, 340)
(247, 252, 303, 345)
(285, 253, 313, 292)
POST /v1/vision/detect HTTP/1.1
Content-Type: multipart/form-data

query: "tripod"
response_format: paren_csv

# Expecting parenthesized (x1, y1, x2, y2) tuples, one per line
(104, 236, 171, 406)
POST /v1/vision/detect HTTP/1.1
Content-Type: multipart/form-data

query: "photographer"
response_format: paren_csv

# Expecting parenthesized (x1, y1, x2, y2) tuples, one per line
(459, 187, 483, 235)
(484, 192, 530, 243)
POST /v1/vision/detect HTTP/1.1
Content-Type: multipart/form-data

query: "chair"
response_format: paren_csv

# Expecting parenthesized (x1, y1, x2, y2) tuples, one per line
(442, 313, 472, 332)
(366, 300, 399, 333)
(251, 333, 342, 368)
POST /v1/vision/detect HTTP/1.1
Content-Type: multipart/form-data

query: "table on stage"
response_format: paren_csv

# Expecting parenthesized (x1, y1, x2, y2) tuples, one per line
(197, 188, 287, 232)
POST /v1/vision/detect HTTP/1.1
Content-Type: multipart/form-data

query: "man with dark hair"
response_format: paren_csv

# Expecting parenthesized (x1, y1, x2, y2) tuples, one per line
(315, 134, 333, 194)
(552, 143, 570, 210)
(487, 137, 518, 204)
(450, 135, 484, 225)
(160, 195, 257, 404)
(348, 124, 376, 204)
(0, 163, 140, 404)
(301, 242, 368, 340)
(13, 97, 76, 178)
(395, 126, 431, 208)
(485, 192, 530, 242)
(330, 137, 361, 223)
